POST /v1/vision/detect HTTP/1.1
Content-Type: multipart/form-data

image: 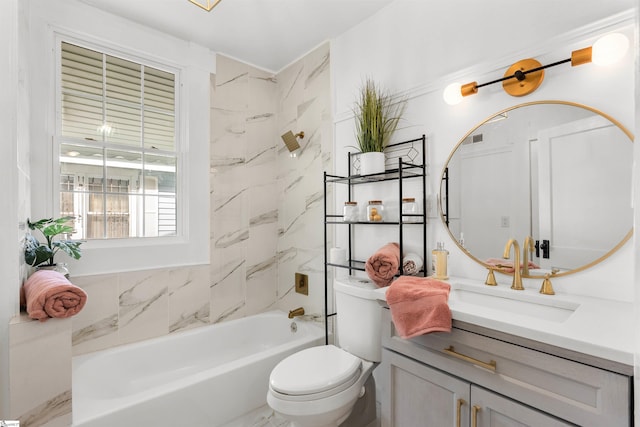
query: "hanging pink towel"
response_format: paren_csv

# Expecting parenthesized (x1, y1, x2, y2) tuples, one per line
(22, 270, 88, 322)
(385, 276, 451, 338)
(365, 242, 400, 287)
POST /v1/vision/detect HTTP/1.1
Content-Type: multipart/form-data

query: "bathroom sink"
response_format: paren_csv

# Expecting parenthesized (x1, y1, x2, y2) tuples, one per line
(449, 283, 580, 323)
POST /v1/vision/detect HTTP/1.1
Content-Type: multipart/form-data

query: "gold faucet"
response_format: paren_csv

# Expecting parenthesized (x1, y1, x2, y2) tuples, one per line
(288, 307, 305, 319)
(503, 239, 524, 290)
(522, 236, 535, 276)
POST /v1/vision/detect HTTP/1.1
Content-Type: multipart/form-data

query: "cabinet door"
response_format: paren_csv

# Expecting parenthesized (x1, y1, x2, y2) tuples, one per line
(382, 349, 470, 427)
(471, 386, 573, 427)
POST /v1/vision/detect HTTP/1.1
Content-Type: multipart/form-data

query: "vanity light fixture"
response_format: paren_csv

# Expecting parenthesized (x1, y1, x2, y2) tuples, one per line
(443, 32, 629, 105)
(281, 131, 305, 158)
(188, 0, 222, 12)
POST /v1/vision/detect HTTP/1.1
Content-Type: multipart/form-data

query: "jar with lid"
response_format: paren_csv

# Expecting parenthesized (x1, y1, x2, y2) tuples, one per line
(402, 197, 417, 222)
(343, 201, 359, 222)
(367, 200, 384, 222)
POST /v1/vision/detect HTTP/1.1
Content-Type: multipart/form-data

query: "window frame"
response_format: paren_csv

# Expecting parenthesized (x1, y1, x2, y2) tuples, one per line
(42, 29, 210, 276)
(56, 35, 182, 240)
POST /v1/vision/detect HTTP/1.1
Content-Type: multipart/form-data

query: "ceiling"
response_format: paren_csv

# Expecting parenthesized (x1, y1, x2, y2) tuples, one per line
(77, 0, 390, 72)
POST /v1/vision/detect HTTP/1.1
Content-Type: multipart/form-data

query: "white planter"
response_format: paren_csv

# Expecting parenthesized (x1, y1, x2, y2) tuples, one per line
(360, 152, 385, 175)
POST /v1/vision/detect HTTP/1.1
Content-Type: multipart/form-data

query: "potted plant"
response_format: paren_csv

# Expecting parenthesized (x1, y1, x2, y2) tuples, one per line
(24, 216, 83, 276)
(353, 78, 406, 175)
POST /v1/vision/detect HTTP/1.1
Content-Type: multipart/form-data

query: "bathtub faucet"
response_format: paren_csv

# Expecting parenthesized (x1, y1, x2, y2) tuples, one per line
(288, 307, 305, 319)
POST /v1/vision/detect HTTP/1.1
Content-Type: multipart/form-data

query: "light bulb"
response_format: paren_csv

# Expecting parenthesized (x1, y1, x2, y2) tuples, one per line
(592, 33, 629, 66)
(443, 82, 463, 105)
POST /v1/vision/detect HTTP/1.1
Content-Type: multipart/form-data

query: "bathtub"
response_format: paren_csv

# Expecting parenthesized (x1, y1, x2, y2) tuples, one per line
(72, 310, 325, 426)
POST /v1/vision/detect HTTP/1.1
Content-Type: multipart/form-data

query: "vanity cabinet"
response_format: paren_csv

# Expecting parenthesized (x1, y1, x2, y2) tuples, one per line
(383, 349, 573, 426)
(380, 308, 632, 427)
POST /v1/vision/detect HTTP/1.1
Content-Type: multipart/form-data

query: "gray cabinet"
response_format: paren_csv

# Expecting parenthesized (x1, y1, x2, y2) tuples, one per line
(383, 349, 573, 427)
(380, 308, 632, 427)
(383, 348, 469, 426)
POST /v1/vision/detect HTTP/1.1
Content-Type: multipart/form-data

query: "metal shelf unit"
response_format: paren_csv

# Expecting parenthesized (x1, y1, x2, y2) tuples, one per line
(323, 135, 427, 344)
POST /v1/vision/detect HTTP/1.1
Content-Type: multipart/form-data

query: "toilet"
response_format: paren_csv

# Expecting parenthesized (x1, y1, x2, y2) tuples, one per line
(267, 276, 383, 427)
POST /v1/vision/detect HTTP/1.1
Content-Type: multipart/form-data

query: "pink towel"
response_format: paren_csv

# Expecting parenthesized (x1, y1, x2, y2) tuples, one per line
(365, 242, 400, 287)
(484, 258, 540, 273)
(22, 270, 88, 322)
(385, 276, 451, 338)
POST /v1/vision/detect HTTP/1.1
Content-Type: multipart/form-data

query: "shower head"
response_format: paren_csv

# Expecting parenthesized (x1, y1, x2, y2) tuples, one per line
(281, 131, 304, 153)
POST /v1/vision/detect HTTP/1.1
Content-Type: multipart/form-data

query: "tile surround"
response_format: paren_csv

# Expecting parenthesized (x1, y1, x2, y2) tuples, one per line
(9, 315, 72, 426)
(9, 41, 332, 427)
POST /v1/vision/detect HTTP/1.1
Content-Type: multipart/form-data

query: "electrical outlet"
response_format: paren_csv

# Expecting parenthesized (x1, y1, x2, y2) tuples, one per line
(295, 273, 308, 296)
(500, 216, 510, 228)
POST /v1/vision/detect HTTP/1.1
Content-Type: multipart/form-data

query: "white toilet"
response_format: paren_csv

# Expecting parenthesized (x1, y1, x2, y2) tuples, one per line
(267, 276, 383, 427)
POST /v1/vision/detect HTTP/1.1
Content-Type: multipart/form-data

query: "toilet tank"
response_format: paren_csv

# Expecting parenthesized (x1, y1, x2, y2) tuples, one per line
(334, 276, 386, 362)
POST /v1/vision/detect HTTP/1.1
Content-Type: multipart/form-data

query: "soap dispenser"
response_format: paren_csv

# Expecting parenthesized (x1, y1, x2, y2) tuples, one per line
(432, 241, 449, 280)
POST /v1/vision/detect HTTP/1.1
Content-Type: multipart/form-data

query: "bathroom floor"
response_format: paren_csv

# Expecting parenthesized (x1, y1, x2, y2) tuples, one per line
(221, 404, 380, 427)
(221, 405, 289, 427)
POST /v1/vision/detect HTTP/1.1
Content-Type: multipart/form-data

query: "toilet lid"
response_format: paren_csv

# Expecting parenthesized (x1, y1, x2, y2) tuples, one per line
(270, 345, 362, 396)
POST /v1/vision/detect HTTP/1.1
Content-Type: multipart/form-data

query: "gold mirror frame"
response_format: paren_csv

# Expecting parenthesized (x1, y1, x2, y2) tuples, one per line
(440, 100, 634, 279)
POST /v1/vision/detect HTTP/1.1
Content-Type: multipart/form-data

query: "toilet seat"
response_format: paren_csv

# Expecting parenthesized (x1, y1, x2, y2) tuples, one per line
(269, 345, 362, 401)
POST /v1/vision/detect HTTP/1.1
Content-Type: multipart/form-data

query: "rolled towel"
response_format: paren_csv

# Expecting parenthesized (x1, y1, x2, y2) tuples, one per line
(365, 242, 400, 287)
(23, 270, 88, 322)
(385, 276, 451, 338)
(402, 253, 424, 275)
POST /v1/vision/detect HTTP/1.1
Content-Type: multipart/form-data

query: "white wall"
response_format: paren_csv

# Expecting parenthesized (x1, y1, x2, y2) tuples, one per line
(332, 3, 636, 301)
(0, 0, 20, 417)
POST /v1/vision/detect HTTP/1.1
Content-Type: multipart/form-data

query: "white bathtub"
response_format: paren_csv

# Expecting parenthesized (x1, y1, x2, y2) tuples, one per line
(72, 310, 324, 426)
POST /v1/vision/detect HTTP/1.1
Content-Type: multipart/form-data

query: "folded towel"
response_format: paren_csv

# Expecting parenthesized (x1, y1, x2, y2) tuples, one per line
(365, 242, 400, 287)
(402, 253, 423, 275)
(385, 276, 451, 338)
(22, 270, 88, 322)
(484, 258, 540, 273)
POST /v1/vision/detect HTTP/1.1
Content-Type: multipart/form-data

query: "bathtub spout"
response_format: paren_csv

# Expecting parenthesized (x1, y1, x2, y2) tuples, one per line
(288, 307, 305, 319)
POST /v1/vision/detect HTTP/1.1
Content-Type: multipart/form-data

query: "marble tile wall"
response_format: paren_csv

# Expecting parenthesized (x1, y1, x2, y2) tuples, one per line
(210, 55, 279, 322)
(274, 43, 333, 316)
(70, 265, 210, 355)
(9, 315, 72, 426)
(210, 43, 332, 322)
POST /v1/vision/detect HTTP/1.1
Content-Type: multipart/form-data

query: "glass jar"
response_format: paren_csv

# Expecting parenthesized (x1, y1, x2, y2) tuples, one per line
(367, 200, 384, 222)
(343, 201, 359, 222)
(402, 197, 417, 222)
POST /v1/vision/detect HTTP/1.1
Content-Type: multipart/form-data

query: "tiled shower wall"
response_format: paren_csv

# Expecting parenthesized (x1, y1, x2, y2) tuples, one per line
(274, 43, 333, 317)
(210, 55, 279, 321)
(64, 42, 331, 357)
(211, 42, 332, 321)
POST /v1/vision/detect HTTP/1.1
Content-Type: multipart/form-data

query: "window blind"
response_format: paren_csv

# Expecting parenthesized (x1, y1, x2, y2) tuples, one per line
(61, 42, 175, 151)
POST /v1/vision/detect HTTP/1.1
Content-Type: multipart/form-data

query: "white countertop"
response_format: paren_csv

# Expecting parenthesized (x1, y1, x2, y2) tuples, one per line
(370, 275, 634, 367)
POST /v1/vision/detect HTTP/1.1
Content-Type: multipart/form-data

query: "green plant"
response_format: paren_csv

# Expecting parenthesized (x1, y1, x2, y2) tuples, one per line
(24, 216, 83, 267)
(354, 78, 406, 153)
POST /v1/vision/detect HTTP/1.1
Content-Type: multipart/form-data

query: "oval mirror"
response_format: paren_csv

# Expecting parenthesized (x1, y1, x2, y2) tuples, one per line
(440, 101, 633, 278)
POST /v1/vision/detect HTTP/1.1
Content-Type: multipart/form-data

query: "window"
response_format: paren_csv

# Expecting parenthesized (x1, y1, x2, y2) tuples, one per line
(59, 41, 178, 240)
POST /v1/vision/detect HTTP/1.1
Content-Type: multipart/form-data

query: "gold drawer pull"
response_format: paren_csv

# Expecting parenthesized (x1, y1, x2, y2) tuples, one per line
(456, 398, 466, 427)
(472, 405, 481, 427)
(443, 345, 497, 372)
